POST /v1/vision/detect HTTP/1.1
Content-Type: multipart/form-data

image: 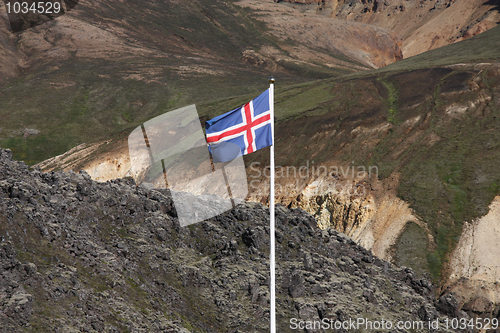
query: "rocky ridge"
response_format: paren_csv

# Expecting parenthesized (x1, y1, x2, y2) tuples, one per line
(0, 148, 469, 332)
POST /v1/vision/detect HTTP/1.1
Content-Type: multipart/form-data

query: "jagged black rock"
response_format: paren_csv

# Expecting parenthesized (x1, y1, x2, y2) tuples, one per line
(0, 149, 466, 332)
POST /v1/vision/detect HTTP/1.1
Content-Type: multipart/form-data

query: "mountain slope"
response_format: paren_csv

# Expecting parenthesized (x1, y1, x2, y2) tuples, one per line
(0, 0, 406, 164)
(258, 27, 500, 313)
(3, 0, 497, 164)
(279, 0, 500, 58)
(36, 25, 500, 316)
(0, 149, 466, 331)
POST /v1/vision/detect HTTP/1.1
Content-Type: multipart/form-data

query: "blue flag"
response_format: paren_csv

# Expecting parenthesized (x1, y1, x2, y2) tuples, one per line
(206, 89, 273, 160)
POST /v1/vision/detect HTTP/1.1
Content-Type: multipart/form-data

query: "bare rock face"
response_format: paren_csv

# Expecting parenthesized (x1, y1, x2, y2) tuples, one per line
(445, 196, 500, 317)
(238, 0, 403, 68)
(279, 175, 426, 264)
(275, 0, 500, 58)
(297, 191, 374, 233)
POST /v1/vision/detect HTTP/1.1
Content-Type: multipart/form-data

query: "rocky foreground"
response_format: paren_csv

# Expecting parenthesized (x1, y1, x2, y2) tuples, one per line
(0, 148, 467, 332)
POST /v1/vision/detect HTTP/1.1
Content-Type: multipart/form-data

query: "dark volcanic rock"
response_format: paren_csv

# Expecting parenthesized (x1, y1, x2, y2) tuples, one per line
(0, 148, 464, 332)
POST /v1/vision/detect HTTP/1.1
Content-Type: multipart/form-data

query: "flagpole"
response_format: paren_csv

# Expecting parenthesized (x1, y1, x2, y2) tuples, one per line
(269, 77, 276, 333)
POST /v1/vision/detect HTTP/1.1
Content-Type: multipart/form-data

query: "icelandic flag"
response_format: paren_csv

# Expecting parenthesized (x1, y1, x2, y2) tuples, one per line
(206, 89, 273, 162)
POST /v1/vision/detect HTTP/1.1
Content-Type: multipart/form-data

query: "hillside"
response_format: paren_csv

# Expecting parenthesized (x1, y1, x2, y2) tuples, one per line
(252, 26, 500, 313)
(0, 0, 406, 164)
(36, 25, 500, 317)
(260, 27, 500, 315)
(2, 0, 498, 165)
(1, 0, 500, 324)
(0, 148, 470, 331)
(278, 0, 500, 58)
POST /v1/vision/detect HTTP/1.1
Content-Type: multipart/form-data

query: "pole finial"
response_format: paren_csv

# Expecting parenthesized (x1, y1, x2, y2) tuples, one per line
(269, 77, 275, 84)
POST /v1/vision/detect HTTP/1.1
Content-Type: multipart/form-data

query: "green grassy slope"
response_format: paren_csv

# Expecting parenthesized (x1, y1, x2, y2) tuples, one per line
(0, 0, 355, 164)
(375, 69, 500, 279)
(201, 26, 500, 121)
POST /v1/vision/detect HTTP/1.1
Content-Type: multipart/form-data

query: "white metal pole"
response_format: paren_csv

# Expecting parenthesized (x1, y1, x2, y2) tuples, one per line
(269, 78, 276, 333)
